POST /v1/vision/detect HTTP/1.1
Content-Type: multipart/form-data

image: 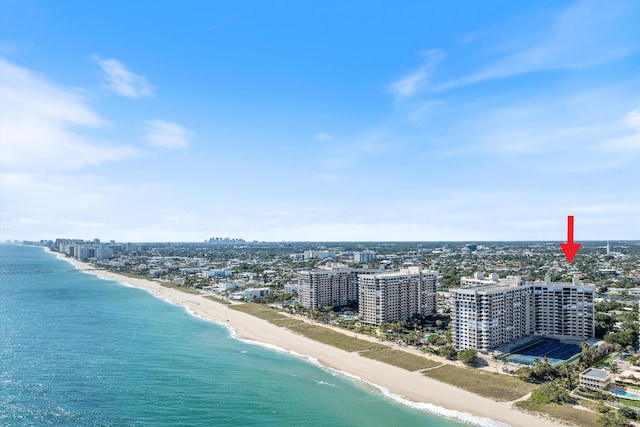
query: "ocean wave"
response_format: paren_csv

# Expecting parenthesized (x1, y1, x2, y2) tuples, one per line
(228, 335, 509, 427)
(332, 368, 511, 427)
(313, 379, 341, 389)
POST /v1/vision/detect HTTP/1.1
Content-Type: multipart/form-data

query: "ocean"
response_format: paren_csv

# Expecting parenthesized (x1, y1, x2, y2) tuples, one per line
(1, 244, 488, 426)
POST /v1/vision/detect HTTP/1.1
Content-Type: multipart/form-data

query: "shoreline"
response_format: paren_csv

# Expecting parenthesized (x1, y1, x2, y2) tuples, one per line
(48, 250, 562, 427)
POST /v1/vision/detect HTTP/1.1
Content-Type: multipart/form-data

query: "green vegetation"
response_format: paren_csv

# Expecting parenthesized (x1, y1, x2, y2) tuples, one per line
(514, 399, 604, 427)
(286, 322, 387, 352)
(229, 302, 288, 322)
(458, 348, 477, 366)
(203, 295, 232, 305)
(598, 411, 633, 427)
(618, 406, 639, 421)
(518, 383, 637, 427)
(439, 345, 457, 360)
(597, 353, 620, 368)
(359, 347, 440, 371)
(229, 303, 386, 352)
(159, 282, 203, 294)
(422, 365, 537, 401)
(616, 398, 640, 409)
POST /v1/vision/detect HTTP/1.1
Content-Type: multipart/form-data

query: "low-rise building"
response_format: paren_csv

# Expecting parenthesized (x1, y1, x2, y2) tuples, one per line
(303, 250, 336, 260)
(283, 284, 299, 294)
(201, 269, 231, 278)
(244, 287, 270, 301)
(579, 368, 612, 390)
(218, 282, 240, 292)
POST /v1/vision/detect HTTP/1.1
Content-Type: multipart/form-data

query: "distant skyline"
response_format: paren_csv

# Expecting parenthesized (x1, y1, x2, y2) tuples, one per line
(1, 0, 639, 242)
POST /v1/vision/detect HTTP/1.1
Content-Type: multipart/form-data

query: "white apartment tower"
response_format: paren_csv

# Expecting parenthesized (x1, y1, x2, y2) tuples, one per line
(452, 273, 594, 351)
(354, 250, 376, 263)
(533, 276, 595, 339)
(358, 267, 438, 325)
(297, 267, 378, 309)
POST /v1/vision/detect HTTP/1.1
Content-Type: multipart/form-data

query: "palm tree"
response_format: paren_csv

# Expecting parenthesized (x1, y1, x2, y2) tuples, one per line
(561, 364, 576, 390)
(609, 363, 619, 382)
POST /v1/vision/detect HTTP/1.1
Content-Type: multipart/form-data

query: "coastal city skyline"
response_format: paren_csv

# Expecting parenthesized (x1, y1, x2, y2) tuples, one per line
(8, 237, 637, 426)
(2, 0, 639, 242)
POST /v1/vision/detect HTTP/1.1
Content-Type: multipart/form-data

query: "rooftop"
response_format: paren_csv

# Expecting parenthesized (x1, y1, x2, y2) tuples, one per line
(581, 368, 611, 379)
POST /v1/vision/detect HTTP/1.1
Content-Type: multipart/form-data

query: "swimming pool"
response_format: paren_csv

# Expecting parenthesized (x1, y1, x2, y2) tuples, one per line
(610, 389, 640, 400)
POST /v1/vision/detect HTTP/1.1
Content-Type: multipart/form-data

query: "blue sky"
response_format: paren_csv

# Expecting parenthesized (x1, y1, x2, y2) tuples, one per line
(1, 0, 639, 242)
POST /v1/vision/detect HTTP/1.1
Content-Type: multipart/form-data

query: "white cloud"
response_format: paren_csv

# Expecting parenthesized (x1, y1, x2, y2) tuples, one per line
(93, 55, 154, 98)
(0, 58, 138, 172)
(390, 50, 444, 98)
(390, 68, 428, 98)
(434, 0, 639, 91)
(601, 108, 640, 151)
(624, 109, 640, 132)
(145, 119, 194, 149)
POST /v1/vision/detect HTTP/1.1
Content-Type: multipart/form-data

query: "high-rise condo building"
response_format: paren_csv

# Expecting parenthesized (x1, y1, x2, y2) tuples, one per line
(358, 267, 438, 325)
(451, 273, 594, 351)
(296, 267, 379, 309)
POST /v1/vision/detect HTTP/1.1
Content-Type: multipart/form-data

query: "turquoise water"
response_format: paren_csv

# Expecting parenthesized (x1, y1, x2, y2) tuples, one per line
(610, 389, 640, 400)
(0, 244, 481, 426)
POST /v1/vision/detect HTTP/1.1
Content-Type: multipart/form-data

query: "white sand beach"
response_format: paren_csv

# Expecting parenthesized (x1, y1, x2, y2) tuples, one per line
(56, 253, 563, 427)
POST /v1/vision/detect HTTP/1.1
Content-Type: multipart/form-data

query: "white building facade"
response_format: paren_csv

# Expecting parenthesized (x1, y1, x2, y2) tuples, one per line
(452, 274, 594, 351)
(358, 267, 438, 325)
(579, 368, 612, 390)
(354, 250, 376, 263)
(296, 267, 379, 309)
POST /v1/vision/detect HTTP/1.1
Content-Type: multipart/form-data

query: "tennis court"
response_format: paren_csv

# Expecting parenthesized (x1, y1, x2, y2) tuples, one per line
(505, 339, 581, 366)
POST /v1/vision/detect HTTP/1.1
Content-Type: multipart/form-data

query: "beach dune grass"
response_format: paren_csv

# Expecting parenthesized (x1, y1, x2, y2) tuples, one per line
(514, 400, 602, 427)
(159, 282, 203, 295)
(422, 365, 537, 401)
(229, 303, 386, 352)
(204, 295, 232, 305)
(229, 303, 289, 322)
(360, 347, 440, 371)
(287, 322, 387, 352)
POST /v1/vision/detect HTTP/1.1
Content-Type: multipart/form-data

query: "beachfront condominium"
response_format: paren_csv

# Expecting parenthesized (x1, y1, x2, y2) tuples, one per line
(297, 266, 380, 309)
(358, 267, 438, 325)
(532, 276, 595, 339)
(451, 274, 594, 351)
(460, 272, 521, 287)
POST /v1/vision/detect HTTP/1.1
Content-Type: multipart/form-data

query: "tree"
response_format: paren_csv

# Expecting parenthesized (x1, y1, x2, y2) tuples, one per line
(599, 411, 630, 427)
(596, 313, 616, 338)
(619, 407, 639, 421)
(580, 342, 600, 368)
(609, 363, 620, 380)
(605, 330, 637, 349)
(515, 366, 533, 382)
(444, 329, 453, 345)
(531, 357, 558, 381)
(560, 363, 577, 390)
(440, 345, 458, 360)
(184, 275, 196, 287)
(459, 348, 477, 366)
(538, 381, 573, 404)
(427, 334, 440, 346)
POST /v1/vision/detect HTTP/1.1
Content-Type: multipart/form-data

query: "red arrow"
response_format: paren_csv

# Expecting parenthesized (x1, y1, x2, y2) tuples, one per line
(559, 215, 581, 263)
